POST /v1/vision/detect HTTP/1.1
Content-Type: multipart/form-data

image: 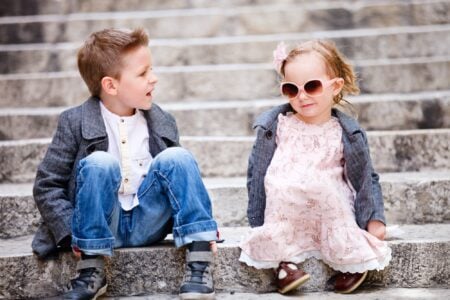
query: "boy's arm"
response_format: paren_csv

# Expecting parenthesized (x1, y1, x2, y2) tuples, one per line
(33, 111, 79, 246)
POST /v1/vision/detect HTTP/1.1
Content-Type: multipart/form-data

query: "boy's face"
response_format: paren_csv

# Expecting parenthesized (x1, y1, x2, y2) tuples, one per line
(113, 46, 157, 115)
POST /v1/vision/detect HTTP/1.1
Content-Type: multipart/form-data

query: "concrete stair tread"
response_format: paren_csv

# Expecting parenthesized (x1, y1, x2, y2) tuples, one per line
(1, 0, 448, 45)
(2, 24, 450, 74)
(0, 89, 449, 113)
(100, 288, 450, 300)
(1, 224, 449, 257)
(2, 170, 449, 194)
(0, 224, 449, 297)
(2, 170, 448, 238)
(0, 0, 442, 24)
(1, 55, 450, 80)
(1, 57, 449, 107)
(1, 23, 449, 50)
(0, 130, 449, 183)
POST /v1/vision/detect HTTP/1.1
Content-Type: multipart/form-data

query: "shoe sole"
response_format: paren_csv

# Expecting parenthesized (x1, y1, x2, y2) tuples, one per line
(92, 284, 108, 300)
(278, 273, 311, 294)
(179, 291, 215, 300)
(335, 271, 368, 294)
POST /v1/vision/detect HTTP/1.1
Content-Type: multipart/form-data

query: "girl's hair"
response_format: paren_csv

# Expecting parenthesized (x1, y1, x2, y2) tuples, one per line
(77, 28, 149, 97)
(279, 40, 360, 106)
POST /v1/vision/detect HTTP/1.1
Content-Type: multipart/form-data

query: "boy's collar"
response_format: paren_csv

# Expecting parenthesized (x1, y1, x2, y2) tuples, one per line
(81, 96, 107, 140)
(81, 96, 178, 144)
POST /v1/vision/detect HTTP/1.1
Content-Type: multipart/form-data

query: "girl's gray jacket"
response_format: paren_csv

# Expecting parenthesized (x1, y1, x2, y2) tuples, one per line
(247, 103, 385, 230)
(32, 97, 180, 258)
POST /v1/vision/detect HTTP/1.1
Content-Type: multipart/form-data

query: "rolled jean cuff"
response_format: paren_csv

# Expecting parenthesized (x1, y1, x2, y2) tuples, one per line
(173, 220, 218, 247)
(71, 236, 115, 257)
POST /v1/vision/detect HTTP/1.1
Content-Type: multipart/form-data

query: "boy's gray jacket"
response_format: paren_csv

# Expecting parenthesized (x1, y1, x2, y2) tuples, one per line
(32, 97, 180, 258)
(247, 103, 385, 230)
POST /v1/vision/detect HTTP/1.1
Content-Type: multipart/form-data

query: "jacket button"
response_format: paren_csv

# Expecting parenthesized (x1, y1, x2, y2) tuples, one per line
(265, 131, 273, 139)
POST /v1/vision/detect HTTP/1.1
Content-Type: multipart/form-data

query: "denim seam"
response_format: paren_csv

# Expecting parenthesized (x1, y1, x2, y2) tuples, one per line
(155, 169, 182, 226)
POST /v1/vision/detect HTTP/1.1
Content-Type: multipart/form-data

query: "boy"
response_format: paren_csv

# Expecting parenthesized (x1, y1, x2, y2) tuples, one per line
(32, 28, 218, 300)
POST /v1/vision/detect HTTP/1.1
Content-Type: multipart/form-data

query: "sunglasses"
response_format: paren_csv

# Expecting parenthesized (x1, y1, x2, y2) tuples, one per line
(280, 78, 338, 98)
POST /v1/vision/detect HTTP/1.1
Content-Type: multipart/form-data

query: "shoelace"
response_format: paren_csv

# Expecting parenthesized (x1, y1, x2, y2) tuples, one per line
(67, 268, 99, 290)
(186, 262, 209, 285)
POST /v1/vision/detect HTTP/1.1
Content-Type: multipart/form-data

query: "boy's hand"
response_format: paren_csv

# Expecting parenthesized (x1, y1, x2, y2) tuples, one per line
(367, 220, 386, 240)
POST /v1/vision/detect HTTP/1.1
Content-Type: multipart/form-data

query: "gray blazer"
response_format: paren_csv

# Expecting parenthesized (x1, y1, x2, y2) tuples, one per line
(32, 97, 180, 258)
(247, 103, 385, 230)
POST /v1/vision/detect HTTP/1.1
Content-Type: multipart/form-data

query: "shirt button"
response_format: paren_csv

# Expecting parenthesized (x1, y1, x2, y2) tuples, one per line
(122, 140, 126, 144)
(142, 174, 146, 178)
(120, 119, 124, 123)
(124, 178, 129, 183)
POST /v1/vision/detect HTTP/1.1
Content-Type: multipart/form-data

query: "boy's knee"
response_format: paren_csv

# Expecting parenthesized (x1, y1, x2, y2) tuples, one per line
(79, 151, 120, 174)
(154, 147, 195, 167)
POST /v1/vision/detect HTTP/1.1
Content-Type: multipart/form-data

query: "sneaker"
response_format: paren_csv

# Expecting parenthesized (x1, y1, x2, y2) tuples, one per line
(275, 262, 310, 294)
(63, 257, 107, 300)
(334, 271, 368, 294)
(179, 241, 215, 300)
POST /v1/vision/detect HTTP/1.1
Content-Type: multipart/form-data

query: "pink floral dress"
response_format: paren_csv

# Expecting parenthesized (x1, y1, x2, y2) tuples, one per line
(239, 113, 391, 273)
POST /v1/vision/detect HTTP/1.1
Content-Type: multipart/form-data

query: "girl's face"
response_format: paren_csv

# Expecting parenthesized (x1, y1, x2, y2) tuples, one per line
(282, 52, 343, 124)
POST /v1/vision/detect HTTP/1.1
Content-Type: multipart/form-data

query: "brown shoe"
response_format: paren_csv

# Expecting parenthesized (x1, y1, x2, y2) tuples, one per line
(275, 262, 310, 294)
(334, 271, 368, 294)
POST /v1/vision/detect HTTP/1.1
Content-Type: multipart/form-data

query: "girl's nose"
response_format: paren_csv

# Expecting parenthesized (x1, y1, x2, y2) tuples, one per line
(296, 89, 308, 101)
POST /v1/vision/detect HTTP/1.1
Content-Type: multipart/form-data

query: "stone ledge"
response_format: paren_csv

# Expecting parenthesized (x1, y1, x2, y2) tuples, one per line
(0, 225, 448, 298)
(1, 58, 449, 107)
(1, 171, 449, 238)
(0, 0, 448, 43)
(1, 24, 450, 73)
(0, 129, 449, 183)
(0, 91, 449, 139)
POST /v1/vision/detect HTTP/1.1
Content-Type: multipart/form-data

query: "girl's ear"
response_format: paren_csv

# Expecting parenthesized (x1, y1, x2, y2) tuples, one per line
(332, 78, 345, 96)
(101, 76, 118, 96)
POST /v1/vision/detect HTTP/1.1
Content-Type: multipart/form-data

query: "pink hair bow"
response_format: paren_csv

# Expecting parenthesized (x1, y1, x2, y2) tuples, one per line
(272, 42, 288, 72)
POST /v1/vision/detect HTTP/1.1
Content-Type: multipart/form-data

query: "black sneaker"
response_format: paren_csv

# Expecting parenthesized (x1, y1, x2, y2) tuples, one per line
(179, 241, 215, 300)
(63, 258, 107, 300)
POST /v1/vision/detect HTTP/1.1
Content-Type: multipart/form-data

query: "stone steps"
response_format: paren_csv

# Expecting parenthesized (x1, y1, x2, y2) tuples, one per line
(1, 0, 449, 44)
(2, 24, 450, 74)
(0, 224, 448, 299)
(0, 91, 448, 140)
(0, 129, 449, 183)
(1, 56, 449, 108)
(1, 171, 448, 239)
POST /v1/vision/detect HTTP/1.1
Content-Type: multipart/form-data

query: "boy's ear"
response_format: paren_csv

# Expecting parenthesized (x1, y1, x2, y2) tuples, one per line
(101, 76, 118, 96)
(332, 78, 345, 96)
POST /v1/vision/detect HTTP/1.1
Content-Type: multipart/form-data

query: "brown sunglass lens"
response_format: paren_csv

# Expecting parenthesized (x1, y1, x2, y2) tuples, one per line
(304, 80, 323, 95)
(281, 83, 298, 98)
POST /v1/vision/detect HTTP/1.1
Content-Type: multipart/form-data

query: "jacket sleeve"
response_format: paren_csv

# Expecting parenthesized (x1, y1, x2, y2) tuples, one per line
(247, 126, 265, 228)
(362, 129, 386, 225)
(33, 111, 79, 245)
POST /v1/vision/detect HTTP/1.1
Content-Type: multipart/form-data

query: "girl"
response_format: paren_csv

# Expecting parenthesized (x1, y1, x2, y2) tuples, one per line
(239, 40, 391, 294)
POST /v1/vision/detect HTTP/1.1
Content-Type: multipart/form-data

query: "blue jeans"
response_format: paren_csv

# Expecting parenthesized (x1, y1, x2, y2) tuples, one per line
(71, 147, 218, 256)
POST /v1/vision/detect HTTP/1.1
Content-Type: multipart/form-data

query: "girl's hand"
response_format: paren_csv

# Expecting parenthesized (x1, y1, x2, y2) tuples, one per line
(367, 220, 386, 240)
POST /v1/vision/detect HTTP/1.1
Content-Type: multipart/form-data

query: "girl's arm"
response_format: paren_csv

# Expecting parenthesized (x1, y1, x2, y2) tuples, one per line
(362, 129, 386, 240)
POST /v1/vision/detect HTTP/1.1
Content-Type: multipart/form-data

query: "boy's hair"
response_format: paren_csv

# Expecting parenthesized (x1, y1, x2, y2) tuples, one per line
(77, 28, 149, 97)
(280, 40, 360, 104)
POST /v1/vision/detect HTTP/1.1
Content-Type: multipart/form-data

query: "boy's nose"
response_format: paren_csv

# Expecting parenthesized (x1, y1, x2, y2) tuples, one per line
(149, 73, 158, 84)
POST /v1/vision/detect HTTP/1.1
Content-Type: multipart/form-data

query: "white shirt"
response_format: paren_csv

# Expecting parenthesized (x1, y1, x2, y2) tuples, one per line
(100, 102, 152, 210)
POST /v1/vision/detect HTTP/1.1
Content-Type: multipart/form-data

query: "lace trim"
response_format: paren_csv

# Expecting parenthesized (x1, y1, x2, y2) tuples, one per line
(239, 247, 392, 273)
